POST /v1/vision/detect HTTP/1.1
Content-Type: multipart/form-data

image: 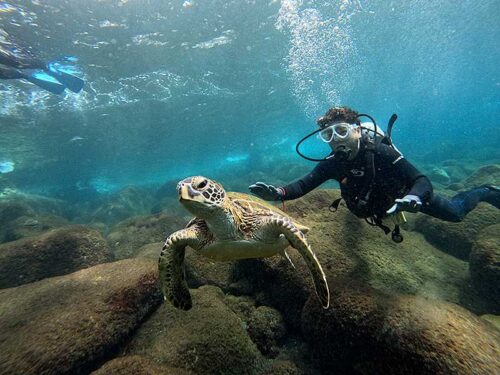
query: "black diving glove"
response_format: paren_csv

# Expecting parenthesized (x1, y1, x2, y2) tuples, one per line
(248, 182, 284, 201)
(386, 194, 422, 215)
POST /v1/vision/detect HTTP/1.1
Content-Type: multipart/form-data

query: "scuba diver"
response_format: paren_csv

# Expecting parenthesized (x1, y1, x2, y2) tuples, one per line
(0, 31, 84, 94)
(249, 106, 499, 242)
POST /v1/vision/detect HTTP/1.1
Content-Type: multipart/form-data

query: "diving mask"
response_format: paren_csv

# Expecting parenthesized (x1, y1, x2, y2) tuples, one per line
(319, 122, 357, 143)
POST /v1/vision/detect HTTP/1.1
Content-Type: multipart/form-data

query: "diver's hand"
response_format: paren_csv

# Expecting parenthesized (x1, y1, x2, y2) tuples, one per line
(386, 194, 422, 215)
(248, 182, 284, 201)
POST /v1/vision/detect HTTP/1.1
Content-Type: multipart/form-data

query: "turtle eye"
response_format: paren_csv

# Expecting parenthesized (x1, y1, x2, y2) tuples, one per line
(197, 179, 208, 189)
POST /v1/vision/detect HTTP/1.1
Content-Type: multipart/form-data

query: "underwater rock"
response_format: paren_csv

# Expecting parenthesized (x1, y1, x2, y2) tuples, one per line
(1, 214, 69, 243)
(439, 161, 474, 182)
(415, 203, 499, 259)
(107, 213, 185, 259)
(469, 224, 500, 310)
(0, 258, 162, 375)
(124, 285, 263, 375)
(91, 355, 192, 375)
(0, 192, 68, 243)
(462, 164, 500, 189)
(234, 189, 475, 329)
(301, 281, 500, 374)
(0, 190, 64, 218)
(427, 166, 451, 184)
(0, 225, 112, 288)
(90, 185, 156, 225)
(481, 314, 500, 331)
(446, 182, 465, 191)
(247, 305, 286, 358)
(259, 360, 304, 375)
(0, 199, 34, 226)
(136, 241, 164, 259)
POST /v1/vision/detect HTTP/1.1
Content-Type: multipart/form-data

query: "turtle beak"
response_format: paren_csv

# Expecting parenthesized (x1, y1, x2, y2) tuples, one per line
(179, 183, 200, 201)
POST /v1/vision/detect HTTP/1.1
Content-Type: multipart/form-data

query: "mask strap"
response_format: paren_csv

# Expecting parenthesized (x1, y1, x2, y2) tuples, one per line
(295, 128, 332, 162)
(296, 113, 377, 162)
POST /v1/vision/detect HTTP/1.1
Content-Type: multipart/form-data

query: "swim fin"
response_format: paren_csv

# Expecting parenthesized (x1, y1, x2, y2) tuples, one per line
(46, 62, 84, 93)
(23, 70, 66, 95)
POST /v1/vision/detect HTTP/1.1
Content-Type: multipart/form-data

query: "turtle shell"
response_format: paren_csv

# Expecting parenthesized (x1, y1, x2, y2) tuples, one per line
(227, 192, 309, 233)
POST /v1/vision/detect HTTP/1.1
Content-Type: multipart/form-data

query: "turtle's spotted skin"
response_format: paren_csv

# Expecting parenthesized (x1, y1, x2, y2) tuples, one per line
(159, 176, 330, 310)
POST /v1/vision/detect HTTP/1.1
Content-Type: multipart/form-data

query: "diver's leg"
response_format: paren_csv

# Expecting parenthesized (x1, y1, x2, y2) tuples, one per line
(422, 186, 499, 222)
(0, 66, 23, 79)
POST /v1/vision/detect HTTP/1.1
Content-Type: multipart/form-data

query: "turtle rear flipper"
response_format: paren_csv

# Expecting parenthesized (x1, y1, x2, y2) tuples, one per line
(159, 226, 204, 310)
(265, 217, 330, 309)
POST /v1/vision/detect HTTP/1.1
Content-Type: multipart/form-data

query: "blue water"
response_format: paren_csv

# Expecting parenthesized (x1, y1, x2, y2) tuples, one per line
(0, 0, 499, 195)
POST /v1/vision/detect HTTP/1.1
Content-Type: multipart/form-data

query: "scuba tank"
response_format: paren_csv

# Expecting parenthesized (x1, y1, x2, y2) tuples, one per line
(358, 114, 407, 243)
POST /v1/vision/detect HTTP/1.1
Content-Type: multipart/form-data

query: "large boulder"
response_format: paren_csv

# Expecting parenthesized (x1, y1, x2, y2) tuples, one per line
(88, 186, 156, 225)
(0, 192, 66, 242)
(0, 199, 34, 226)
(425, 166, 452, 185)
(233, 189, 474, 329)
(462, 164, 500, 189)
(124, 285, 263, 375)
(1, 214, 69, 243)
(414, 203, 499, 259)
(0, 225, 113, 288)
(301, 282, 500, 374)
(0, 258, 162, 375)
(136, 242, 164, 259)
(107, 213, 185, 259)
(470, 224, 500, 311)
(0, 191, 64, 219)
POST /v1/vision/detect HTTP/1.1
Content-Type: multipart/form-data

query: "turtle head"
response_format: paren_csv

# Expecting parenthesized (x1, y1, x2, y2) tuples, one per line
(177, 176, 226, 218)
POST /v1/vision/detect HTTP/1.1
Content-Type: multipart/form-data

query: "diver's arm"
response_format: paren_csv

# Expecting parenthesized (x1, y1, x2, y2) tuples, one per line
(382, 145, 433, 203)
(280, 159, 338, 200)
(395, 158, 433, 203)
(407, 175, 433, 201)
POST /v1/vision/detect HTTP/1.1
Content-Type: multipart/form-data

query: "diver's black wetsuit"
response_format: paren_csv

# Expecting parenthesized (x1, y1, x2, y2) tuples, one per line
(280, 142, 496, 222)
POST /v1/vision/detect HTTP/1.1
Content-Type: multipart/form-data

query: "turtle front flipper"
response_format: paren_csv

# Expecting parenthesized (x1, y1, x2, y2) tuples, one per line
(265, 217, 330, 309)
(158, 226, 203, 310)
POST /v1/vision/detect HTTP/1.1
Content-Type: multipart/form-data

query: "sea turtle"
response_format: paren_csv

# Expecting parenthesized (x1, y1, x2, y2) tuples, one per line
(158, 176, 330, 310)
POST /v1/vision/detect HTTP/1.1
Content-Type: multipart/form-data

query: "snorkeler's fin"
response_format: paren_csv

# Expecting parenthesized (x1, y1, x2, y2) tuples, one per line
(23, 70, 66, 95)
(46, 62, 84, 93)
